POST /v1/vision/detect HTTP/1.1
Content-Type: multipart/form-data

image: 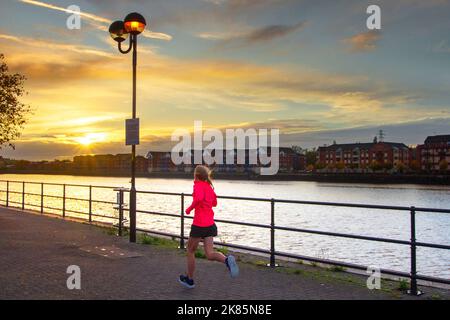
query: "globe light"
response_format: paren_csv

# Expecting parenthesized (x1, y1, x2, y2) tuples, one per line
(124, 12, 146, 35)
(109, 20, 129, 43)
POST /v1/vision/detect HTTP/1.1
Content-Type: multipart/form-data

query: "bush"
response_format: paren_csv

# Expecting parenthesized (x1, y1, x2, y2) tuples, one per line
(138, 233, 178, 248)
(217, 247, 229, 256)
(335, 162, 346, 170)
(383, 161, 393, 171)
(439, 160, 448, 172)
(369, 160, 383, 171)
(398, 279, 409, 291)
(315, 162, 326, 170)
(395, 162, 407, 173)
(195, 249, 206, 259)
(409, 160, 421, 172)
(329, 265, 346, 272)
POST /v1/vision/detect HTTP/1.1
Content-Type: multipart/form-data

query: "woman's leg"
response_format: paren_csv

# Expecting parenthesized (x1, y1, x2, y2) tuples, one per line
(203, 237, 226, 263)
(187, 237, 201, 279)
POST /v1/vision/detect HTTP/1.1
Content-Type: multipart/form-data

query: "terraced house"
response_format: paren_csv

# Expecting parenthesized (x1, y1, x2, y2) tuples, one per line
(146, 148, 305, 173)
(318, 141, 410, 170)
(416, 135, 450, 172)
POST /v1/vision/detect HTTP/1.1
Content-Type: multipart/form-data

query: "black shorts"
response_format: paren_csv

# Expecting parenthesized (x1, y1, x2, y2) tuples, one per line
(189, 223, 218, 238)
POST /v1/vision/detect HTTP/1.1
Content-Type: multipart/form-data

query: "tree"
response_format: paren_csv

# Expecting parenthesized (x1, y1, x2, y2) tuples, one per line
(369, 160, 382, 171)
(291, 145, 303, 154)
(439, 159, 448, 172)
(395, 162, 407, 174)
(315, 162, 326, 170)
(409, 160, 421, 172)
(383, 161, 393, 171)
(305, 149, 318, 166)
(424, 160, 433, 173)
(335, 161, 346, 170)
(0, 54, 31, 149)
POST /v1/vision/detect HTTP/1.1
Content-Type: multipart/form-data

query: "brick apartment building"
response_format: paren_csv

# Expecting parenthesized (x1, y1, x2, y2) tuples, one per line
(146, 147, 305, 173)
(146, 151, 177, 173)
(415, 135, 450, 171)
(73, 154, 149, 173)
(70, 148, 304, 175)
(318, 141, 410, 169)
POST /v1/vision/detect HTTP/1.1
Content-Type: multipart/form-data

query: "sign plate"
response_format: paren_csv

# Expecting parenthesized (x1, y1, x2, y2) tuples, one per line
(126, 118, 140, 146)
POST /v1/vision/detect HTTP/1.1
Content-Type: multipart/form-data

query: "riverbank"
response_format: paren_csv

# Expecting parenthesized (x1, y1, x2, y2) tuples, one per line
(1, 169, 450, 185)
(2, 206, 448, 300)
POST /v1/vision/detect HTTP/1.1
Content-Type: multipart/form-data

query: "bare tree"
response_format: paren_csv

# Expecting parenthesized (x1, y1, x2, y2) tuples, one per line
(0, 54, 31, 149)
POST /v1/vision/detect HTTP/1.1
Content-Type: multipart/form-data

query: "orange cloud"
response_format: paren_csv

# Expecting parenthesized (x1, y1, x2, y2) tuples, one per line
(343, 30, 381, 52)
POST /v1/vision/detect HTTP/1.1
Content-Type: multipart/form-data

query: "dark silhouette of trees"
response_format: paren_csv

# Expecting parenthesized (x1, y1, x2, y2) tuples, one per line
(0, 54, 31, 149)
(305, 148, 318, 166)
(439, 159, 448, 173)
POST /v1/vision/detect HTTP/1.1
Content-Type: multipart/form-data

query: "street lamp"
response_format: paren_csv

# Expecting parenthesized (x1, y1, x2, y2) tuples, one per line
(109, 12, 146, 243)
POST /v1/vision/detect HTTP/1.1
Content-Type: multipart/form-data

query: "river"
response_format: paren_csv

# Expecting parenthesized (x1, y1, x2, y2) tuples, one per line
(1, 174, 449, 279)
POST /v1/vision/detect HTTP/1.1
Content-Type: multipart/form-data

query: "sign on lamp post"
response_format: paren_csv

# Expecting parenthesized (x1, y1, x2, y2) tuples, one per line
(126, 118, 140, 146)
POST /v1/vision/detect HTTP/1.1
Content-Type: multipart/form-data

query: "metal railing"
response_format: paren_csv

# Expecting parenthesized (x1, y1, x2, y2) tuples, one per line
(0, 180, 118, 223)
(1, 179, 449, 295)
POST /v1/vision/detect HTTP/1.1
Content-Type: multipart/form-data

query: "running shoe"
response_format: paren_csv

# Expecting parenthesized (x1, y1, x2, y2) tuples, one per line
(225, 255, 239, 278)
(178, 275, 195, 289)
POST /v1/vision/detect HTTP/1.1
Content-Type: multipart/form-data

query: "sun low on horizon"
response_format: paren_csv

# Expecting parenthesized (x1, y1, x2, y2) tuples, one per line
(74, 133, 108, 147)
(0, 0, 449, 161)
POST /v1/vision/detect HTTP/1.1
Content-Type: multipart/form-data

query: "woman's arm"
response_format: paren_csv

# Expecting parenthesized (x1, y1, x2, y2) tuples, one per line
(212, 190, 217, 207)
(185, 184, 204, 214)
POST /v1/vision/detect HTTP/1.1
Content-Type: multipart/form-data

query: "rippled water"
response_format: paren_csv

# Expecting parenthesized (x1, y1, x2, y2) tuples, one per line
(1, 174, 449, 279)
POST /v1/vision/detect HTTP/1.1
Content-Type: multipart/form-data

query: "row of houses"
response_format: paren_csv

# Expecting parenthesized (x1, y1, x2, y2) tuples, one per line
(73, 154, 149, 174)
(3, 134, 448, 175)
(317, 134, 450, 172)
(72, 148, 305, 174)
(72, 134, 449, 174)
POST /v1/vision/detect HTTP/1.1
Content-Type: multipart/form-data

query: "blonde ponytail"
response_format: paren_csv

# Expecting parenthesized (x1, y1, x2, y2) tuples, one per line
(194, 165, 214, 187)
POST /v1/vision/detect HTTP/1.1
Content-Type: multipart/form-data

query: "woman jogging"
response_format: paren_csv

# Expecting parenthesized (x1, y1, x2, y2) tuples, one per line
(179, 165, 239, 289)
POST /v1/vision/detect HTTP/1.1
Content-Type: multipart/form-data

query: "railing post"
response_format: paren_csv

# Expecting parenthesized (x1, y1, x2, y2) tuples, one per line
(408, 206, 421, 295)
(180, 193, 185, 249)
(6, 181, 9, 207)
(89, 185, 92, 223)
(62, 184, 66, 218)
(118, 189, 124, 236)
(22, 181, 25, 210)
(268, 198, 276, 268)
(40, 183, 44, 214)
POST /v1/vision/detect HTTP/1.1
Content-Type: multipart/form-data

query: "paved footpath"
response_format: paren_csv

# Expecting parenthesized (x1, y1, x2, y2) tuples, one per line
(0, 207, 444, 300)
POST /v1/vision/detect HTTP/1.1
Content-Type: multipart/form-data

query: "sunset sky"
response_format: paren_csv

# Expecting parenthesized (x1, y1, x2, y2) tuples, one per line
(0, 0, 449, 160)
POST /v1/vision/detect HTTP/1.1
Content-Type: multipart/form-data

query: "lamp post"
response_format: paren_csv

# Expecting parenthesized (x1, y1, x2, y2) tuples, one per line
(109, 13, 146, 243)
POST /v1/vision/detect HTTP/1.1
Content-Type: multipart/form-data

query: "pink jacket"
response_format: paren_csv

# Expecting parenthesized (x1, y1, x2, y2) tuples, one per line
(185, 180, 217, 227)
